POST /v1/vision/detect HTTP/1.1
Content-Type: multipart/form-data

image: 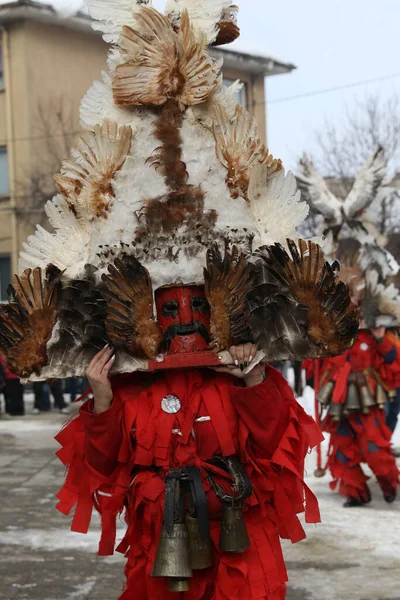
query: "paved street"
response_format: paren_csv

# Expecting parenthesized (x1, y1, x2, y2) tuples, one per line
(0, 394, 399, 600)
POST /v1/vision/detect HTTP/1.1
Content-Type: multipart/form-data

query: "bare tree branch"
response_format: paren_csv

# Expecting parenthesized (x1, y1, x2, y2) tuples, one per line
(301, 92, 400, 236)
(15, 97, 78, 226)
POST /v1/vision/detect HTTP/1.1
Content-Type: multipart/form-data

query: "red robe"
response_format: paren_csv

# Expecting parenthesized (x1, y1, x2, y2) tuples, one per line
(56, 366, 322, 600)
(305, 332, 400, 501)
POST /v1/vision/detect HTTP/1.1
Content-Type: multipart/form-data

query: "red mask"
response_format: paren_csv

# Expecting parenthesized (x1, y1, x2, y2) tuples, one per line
(155, 285, 211, 354)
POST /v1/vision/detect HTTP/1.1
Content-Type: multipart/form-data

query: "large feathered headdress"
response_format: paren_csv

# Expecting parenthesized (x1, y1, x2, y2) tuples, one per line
(0, 0, 358, 378)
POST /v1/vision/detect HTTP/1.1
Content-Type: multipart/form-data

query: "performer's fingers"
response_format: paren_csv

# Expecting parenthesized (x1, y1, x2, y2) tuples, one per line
(249, 344, 258, 364)
(229, 346, 239, 366)
(243, 344, 253, 365)
(235, 346, 245, 368)
(88, 344, 109, 372)
(102, 355, 116, 375)
(96, 347, 114, 373)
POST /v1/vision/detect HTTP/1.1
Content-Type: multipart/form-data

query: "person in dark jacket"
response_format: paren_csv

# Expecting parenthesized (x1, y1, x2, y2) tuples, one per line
(0, 354, 24, 416)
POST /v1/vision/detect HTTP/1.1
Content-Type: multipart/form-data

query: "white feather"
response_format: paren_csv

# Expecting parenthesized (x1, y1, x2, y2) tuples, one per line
(86, 0, 152, 44)
(165, 0, 231, 44)
(248, 163, 309, 246)
(191, 80, 243, 132)
(343, 147, 387, 219)
(18, 196, 91, 278)
(181, 109, 256, 233)
(358, 236, 400, 279)
(216, 80, 244, 116)
(297, 155, 342, 224)
(365, 269, 400, 327)
(80, 72, 140, 129)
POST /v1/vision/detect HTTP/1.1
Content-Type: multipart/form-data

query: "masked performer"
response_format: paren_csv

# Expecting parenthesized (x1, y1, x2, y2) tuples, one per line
(299, 153, 400, 506)
(0, 1, 359, 598)
(306, 324, 400, 507)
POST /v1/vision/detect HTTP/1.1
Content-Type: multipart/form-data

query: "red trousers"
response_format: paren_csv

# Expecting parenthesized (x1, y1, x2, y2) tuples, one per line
(326, 407, 399, 501)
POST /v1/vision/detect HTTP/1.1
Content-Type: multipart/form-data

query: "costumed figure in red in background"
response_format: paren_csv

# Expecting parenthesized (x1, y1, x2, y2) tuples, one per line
(0, 1, 360, 598)
(299, 148, 400, 507)
(304, 324, 400, 507)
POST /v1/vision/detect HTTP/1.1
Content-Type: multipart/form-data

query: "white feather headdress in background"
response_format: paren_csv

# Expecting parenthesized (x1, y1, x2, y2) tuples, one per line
(297, 147, 400, 328)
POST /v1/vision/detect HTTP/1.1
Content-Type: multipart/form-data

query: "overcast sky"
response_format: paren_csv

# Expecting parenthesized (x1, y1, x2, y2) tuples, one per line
(159, 0, 400, 172)
(223, 0, 400, 171)
(6, 0, 400, 172)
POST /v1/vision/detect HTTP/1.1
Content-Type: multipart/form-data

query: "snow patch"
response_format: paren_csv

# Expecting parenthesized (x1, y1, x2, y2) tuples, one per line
(0, 526, 126, 555)
(68, 579, 96, 598)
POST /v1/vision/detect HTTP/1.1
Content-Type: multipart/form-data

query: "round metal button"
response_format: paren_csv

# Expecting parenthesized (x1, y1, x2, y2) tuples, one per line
(360, 343, 369, 351)
(161, 395, 181, 414)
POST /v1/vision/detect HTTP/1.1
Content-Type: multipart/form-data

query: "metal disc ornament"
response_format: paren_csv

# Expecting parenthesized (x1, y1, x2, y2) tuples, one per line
(161, 395, 182, 414)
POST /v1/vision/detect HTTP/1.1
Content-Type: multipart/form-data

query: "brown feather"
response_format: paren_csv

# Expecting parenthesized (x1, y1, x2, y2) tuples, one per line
(0, 266, 62, 377)
(213, 104, 272, 200)
(138, 100, 217, 237)
(214, 5, 240, 46)
(204, 244, 254, 350)
(102, 254, 162, 359)
(261, 239, 359, 356)
(54, 121, 132, 220)
(113, 8, 220, 107)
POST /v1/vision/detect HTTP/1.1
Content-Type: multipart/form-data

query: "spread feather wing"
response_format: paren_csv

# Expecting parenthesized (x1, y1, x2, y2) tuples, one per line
(343, 146, 386, 219)
(165, 0, 239, 46)
(113, 8, 220, 107)
(247, 240, 359, 360)
(102, 254, 162, 359)
(86, 0, 152, 44)
(48, 266, 108, 375)
(19, 197, 91, 277)
(248, 163, 309, 246)
(204, 245, 254, 351)
(0, 267, 62, 378)
(114, 9, 177, 107)
(54, 120, 132, 220)
(297, 155, 343, 224)
(213, 104, 276, 200)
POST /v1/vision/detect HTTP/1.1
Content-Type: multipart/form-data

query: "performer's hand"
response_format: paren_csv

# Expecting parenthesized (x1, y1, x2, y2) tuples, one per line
(86, 345, 115, 413)
(371, 326, 386, 341)
(211, 344, 264, 386)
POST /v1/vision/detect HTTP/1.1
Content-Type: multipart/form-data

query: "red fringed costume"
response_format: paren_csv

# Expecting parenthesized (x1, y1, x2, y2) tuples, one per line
(56, 366, 322, 600)
(305, 330, 400, 503)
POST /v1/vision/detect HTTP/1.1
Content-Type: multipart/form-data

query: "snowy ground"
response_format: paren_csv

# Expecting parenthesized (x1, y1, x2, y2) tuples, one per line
(0, 391, 399, 599)
(286, 386, 400, 600)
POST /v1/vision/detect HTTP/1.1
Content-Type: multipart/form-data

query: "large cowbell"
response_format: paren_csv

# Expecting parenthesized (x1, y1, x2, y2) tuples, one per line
(152, 523, 192, 591)
(185, 514, 213, 570)
(219, 505, 251, 553)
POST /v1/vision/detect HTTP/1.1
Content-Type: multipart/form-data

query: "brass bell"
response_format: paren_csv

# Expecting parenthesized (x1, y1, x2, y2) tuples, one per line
(345, 383, 361, 412)
(152, 523, 192, 583)
(328, 401, 342, 423)
(219, 505, 250, 553)
(168, 578, 190, 592)
(317, 381, 334, 407)
(376, 385, 388, 408)
(185, 514, 213, 570)
(359, 385, 376, 414)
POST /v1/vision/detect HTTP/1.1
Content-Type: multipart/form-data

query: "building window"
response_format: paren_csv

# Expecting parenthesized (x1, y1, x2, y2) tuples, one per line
(222, 78, 247, 108)
(0, 42, 3, 89)
(0, 147, 9, 196)
(0, 255, 11, 302)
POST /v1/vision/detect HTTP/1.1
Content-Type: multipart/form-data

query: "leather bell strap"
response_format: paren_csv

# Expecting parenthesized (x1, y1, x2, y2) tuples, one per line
(207, 455, 253, 504)
(164, 469, 183, 535)
(163, 467, 209, 540)
(183, 466, 209, 541)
